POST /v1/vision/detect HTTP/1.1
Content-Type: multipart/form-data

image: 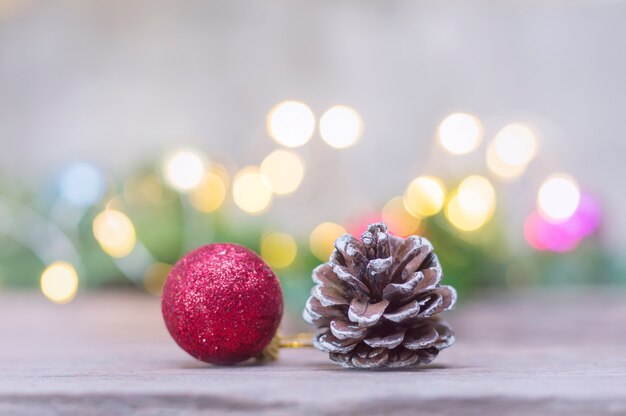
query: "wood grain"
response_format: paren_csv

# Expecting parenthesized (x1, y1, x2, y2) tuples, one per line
(1, 289, 625, 415)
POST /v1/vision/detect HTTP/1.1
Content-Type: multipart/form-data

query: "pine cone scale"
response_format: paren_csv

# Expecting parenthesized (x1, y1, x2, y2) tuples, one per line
(314, 285, 350, 307)
(329, 320, 368, 340)
(382, 271, 424, 302)
(352, 351, 389, 368)
(429, 285, 457, 314)
(364, 256, 393, 297)
(311, 264, 340, 287)
(303, 297, 345, 326)
(418, 293, 444, 317)
(333, 264, 370, 294)
(316, 332, 359, 353)
(363, 327, 406, 349)
(407, 268, 442, 298)
(388, 236, 430, 279)
(304, 223, 457, 369)
(347, 298, 389, 327)
(333, 235, 367, 275)
(387, 349, 419, 368)
(404, 325, 439, 349)
(383, 300, 421, 323)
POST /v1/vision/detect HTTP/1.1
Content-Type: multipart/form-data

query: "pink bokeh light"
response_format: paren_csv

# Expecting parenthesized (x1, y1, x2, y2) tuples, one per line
(525, 192, 601, 252)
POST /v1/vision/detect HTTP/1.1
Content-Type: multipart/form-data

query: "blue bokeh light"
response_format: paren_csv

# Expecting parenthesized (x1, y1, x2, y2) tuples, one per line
(58, 162, 106, 207)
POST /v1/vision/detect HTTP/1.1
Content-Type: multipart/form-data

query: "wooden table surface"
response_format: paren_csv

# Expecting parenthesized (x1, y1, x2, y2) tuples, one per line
(1, 289, 626, 415)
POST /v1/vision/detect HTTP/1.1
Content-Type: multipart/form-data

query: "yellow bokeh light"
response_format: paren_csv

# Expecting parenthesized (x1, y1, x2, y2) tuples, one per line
(40, 261, 79, 304)
(437, 113, 483, 155)
(537, 173, 580, 222)
(260, 150, 305, 195)
(446, 176, 496, 232)
(493, 123, 538, 167)
(209, 163, 231, 185)
(189, 170, 227, 212)
(144, 262, 172, 296)
(382, 197, 421, 237)
(267, 100, 316, 148)
(93, 209, 137, 257)
(446, 193, 489, 232)
(457, 175, 496, 212)
(403, 176, 446, 217)
(260, 232, 298, 269)
(232, 167, 273, 214)
(319, 105, 363, 149)
(309, 222, 347, 261)
(163, 150, 205, 191)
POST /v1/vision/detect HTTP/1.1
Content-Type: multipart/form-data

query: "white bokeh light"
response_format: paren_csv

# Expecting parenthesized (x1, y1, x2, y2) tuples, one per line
(319, 105, 363, 149)
(486, 141, 528, 181)
(437, 113, 483, 155)
(537, 173, 581, 221)
(163, 150, 205, 191)
(493, 123, 538, 167)
(267, 101, 316, 148)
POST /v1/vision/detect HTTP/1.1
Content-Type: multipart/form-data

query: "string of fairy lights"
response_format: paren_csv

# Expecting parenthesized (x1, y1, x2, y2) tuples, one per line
(7, 100, 600, 304)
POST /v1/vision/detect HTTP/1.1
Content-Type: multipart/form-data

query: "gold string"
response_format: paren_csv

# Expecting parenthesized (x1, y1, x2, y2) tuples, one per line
(278, 333, 314, 349)
(257, 332, 314, 361)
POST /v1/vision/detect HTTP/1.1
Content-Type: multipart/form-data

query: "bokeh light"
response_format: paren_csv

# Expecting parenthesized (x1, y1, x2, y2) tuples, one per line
(493, 123, 538, 167)
(310, 222, 347, 261)
(346, 213, 384, 238)
(267, 100, 316, 148)
(524, 211, 580, 252)
(437, 113, 483, 155)
(189, 169, 228, 212)
(566, 193, 602, 237)
(446, 175, 496, 232)
(403, 176, 446, 217)
(260, 150, 305, 195)
(457, 176, 496, 210)
(93, 209, 137, 257)
(260, 232, 298, 269)
(537, 173, 580, 222)
(525, 192, 601, 252)
(232, 167, 273, 214)
(382, 197, 421, 237)
(487, 123, 538, 181)
(163, 150, 205, 191)
(144, 262, 172, 296)
(40, 261, 79, 304)
(59, 162, 106, 207)
(446, 194, 486, 232)
(486, 141, 527, 181)
(319, 105, 363, 149)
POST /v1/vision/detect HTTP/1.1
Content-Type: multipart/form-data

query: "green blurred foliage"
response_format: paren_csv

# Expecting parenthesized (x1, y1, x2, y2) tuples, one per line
(0, 169, 622, 316)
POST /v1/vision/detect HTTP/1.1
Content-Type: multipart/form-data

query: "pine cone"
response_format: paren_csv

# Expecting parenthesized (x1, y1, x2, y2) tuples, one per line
(303, 223, 457, 369)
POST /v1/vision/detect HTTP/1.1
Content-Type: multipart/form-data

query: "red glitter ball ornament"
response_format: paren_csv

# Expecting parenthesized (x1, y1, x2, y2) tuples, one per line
(162, 243, 283, 365)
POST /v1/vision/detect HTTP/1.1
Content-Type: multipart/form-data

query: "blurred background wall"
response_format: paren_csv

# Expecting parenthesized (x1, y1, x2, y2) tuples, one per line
(1, 0, 624, 242)
(0, 0, 623, 307)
